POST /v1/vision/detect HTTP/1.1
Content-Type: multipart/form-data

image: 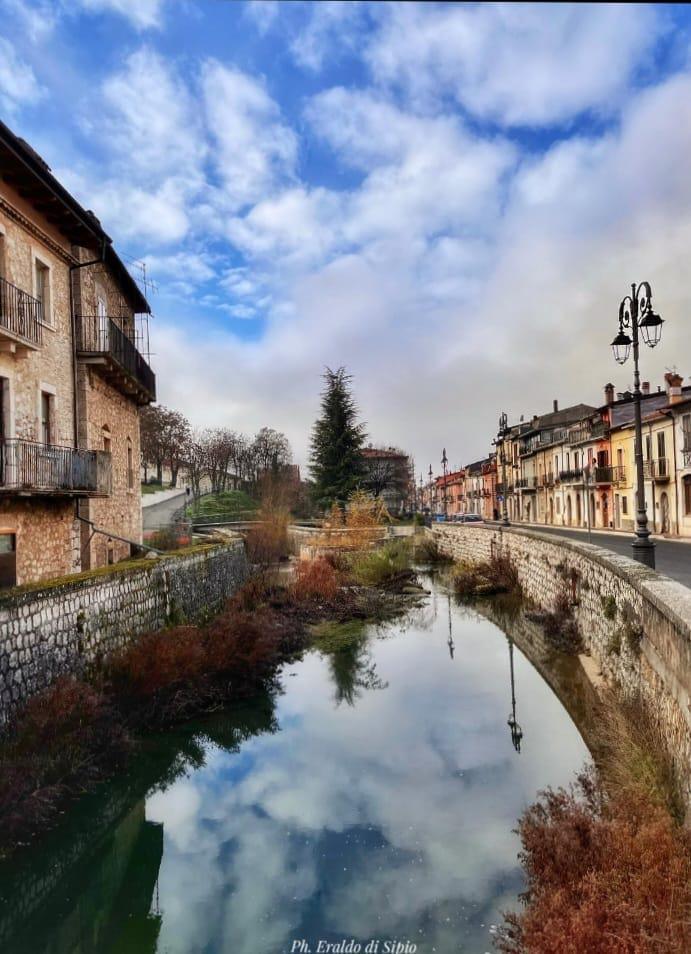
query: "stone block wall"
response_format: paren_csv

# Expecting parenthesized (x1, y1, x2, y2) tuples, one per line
(432, 523, 691, 808)
(0, 540, 248, 719)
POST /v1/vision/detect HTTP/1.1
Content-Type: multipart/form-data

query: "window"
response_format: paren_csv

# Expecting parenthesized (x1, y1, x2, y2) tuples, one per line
(40, 391, 53, 444)
(657, 431, 666, 459)
(622, 496, 628, 515)
(0, 232, 5, 281)
(685, 477, 691, 516)
(127, 439, 134, 490)
(617, 448, 624, 469)
(102, 425, 111, 455)
(645, 435, 652, 461)
(34, 259, 50, 323)
(683, 415, 691, 451)
(0, 532, 16, 589)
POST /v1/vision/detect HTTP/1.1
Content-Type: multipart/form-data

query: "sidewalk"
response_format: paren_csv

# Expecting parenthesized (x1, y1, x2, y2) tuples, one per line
(141, 487, 187, 509)
(506, 519, 691, 546)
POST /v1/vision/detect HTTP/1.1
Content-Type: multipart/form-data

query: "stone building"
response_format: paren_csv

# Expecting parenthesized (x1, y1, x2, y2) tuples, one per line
(0, 120, 155, 585)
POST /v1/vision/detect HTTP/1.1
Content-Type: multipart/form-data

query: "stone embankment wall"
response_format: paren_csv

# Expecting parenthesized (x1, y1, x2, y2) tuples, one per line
(432, 523, 691, 808)
(0, 540, 248, 719)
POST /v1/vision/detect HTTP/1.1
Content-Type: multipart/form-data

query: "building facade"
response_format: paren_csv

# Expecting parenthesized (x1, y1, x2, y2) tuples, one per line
(0, 122, 155, 585)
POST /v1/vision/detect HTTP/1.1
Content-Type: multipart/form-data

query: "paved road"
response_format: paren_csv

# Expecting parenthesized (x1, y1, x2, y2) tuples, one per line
(517, 524, 691, 589)
(142, 491, 187, 530)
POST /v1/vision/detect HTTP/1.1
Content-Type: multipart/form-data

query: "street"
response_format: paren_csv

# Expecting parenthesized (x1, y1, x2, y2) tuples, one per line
(142, 491, 187, 531)
(516, 524, 691, 589)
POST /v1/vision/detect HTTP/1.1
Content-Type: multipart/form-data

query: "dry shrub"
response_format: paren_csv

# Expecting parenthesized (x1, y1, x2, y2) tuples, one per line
(499, 771, 691, 953)
(0, 677, 130, 853)
(292, 558, 342, 602)
(452, 550, 522, 599)
(245, 507, 289, 565)
(309, 491, 388, 551)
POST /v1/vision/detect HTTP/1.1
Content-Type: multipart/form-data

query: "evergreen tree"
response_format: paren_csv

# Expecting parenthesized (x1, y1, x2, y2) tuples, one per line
(309, 367, 367, 510)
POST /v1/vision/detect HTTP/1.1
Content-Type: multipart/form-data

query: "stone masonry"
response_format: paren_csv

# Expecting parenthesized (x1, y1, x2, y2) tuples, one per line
(0, 540, 248, 720)
(433, 523, 691, 811)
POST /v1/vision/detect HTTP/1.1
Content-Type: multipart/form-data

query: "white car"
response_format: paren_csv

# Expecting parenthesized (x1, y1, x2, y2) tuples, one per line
(453, 513, 484, 524)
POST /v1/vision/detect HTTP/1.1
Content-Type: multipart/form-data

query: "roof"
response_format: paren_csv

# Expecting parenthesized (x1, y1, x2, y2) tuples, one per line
(609, 387, 691, 430)
(532, 403, 598, 432)
(362, 447, 409, 459)
(0, 119, 150, 314)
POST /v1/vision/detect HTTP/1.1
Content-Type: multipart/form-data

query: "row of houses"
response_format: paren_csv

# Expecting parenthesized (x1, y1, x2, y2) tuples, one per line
(424, 374, 691, 537)
(0, 120, 155, 586)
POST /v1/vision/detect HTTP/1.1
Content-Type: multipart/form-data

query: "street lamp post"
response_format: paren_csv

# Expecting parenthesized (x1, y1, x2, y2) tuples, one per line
(441, 448, 449, 520)
(428, 464, 434, 520)
(611, 281, 664, 569)
(498, 412, 510, 527)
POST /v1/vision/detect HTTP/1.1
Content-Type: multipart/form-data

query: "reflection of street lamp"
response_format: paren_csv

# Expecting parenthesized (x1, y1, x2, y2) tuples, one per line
(447, 593, 455, 660)
(441, 447, 448, 519)
(507, 639, 523, 753)
(611, 281, 664, 568)
(498, 412, 510, 527)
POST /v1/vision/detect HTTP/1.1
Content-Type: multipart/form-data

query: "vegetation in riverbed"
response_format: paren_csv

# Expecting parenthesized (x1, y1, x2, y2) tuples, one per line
(451, 550, 522, 600)
(412, 534, 453, 564)
(0, 537, 420, 859)
(499, 694, 688, 953)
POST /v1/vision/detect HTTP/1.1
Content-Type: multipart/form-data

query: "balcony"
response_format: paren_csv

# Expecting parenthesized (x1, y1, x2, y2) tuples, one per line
(76, 315, 156, 405)
(559, 468, 584, 484)
(568, 422, 608, 446)
(0, 439, 111, 496)
(643, 458, 670, 481)
(0, 277, 42, 352)
(683, 448, 691, 469)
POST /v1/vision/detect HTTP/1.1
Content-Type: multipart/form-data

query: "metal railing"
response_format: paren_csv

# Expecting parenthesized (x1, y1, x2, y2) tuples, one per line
(643, 458, 670, 480)
(0, 276, 42, 347)
(0, 439, 111, 495)
(76, 315, 156, 400)
(559, 468, 584, 483)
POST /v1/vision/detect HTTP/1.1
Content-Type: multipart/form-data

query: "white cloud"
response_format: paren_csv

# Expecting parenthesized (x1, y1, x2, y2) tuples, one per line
(74, 0, 165, 30)
(244, 0, 279, 35)
(289, 1, 365, 71)
(366, 2, 661, 126)
(202, 61, 298, 211)
(0, 37, 43, 114)
(89, 47, 205, 180)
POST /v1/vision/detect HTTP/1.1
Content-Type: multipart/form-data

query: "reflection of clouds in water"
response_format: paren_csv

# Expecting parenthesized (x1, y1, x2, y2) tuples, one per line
(147, 598, 589, 954)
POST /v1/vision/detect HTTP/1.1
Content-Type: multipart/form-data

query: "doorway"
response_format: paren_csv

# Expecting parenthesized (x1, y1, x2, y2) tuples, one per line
(660, 492, 670, 534)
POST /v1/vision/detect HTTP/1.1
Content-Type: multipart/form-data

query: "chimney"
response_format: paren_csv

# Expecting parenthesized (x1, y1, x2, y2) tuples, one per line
(553, 399, 559, 413)
(604, 383, 614, 405)
(641, 381, 650, 395)
(665, 371, 684, 404)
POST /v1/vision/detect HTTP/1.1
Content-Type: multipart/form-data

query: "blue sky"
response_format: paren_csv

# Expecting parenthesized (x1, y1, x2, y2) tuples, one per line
(3, 1, 691, 470)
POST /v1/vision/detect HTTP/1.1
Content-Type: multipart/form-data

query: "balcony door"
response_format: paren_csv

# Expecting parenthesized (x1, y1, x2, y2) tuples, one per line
(40, 391, 53, 445)
(97, 295, 109, 351)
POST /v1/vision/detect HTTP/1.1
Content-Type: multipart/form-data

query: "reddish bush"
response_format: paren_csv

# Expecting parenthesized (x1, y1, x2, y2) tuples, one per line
(499, 772, 691, 953)
(292, 558, 342, 602)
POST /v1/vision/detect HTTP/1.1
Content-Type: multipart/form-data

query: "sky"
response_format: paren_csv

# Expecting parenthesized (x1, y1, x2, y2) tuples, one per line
(3, 1, 691, 475)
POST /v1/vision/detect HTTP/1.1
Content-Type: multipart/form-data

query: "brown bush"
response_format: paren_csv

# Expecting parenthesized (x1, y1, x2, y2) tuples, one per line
(498, 771, 691, 953)
(292, 558, 342, 602)
(245, 507, 290, 565)
(452, 550, 522, 599)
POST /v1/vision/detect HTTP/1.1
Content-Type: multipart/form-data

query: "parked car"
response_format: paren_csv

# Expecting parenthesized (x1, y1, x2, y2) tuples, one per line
(453, 513, 484, 524)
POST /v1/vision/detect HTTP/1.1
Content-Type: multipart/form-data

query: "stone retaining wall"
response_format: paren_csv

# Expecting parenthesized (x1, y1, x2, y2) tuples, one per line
(0, 540, 248, 719)
(432, 523, 691, 808)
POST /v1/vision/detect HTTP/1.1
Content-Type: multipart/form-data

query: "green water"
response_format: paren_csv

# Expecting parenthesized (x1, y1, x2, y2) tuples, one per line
(0, 575, 590, 953)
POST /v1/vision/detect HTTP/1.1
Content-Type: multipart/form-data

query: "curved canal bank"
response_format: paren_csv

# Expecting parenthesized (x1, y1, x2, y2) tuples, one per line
(432, 523, 691, 814)
(0, 572, 591, 954)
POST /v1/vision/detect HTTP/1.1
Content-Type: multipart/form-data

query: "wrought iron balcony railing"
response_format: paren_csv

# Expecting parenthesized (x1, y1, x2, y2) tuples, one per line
(76, 315, 156, 404)
(559, 468, 584, 484)
(0, 276, 43, 348)
(643, 458, 670, 480)
(0, 439, 111, 496)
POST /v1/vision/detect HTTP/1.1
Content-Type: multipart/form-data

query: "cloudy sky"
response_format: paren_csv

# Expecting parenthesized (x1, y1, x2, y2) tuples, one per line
(3, 1, 691, 474)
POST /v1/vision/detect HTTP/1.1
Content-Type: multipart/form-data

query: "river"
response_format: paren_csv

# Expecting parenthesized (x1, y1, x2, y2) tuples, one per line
(0, 572, 590, 954)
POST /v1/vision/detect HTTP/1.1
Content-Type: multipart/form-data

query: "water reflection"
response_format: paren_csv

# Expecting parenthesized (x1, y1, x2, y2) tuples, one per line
(506, 640, 523, 754)
(0, 574, 590, 954)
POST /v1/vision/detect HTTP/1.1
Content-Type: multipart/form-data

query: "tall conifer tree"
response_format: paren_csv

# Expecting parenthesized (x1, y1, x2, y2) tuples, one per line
(309, 367, 367, 509)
